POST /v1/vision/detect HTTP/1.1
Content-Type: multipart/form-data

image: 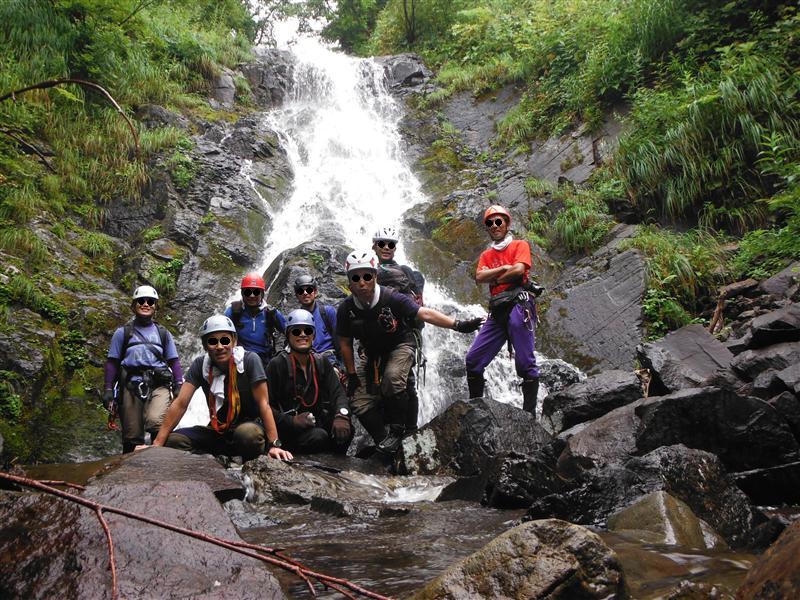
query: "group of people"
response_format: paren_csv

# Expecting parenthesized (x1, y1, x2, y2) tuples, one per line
(103, 205, 541, 462)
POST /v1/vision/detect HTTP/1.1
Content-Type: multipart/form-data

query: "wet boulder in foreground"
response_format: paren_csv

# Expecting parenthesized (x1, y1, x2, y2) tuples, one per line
(0, 447, 284, 599)
(736, 519, 800, 599)
(396, 397, 553, 477)
(529, 445, 761, 549)
(409, 519, 627, 600)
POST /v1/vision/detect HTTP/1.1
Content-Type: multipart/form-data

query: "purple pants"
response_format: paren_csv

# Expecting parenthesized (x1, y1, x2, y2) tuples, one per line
(465, 299, 539, 379)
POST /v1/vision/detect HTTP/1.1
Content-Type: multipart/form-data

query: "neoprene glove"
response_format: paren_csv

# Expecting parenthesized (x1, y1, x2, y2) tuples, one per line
(332, 417, 352, 444)
(453, 317, 483, 333)
(102, 389, 115, 410)
(346, 373, 361, 396)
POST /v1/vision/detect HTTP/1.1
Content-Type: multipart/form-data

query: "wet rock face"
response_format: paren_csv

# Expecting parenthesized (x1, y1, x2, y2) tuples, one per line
(539, 249, 646, 374)
(240, 49, 295, 109)
(541, 369, 643, 434)
(560, 387, 799, 475)
(736, 519, 800, 599)
(396, 397, 553, 477)
(0, 448, 284, 599)
(731, 341, 800, 382)
(410, 519, 628, 600)
(529, 445, 760, 548)
(374, 53, 433, 92)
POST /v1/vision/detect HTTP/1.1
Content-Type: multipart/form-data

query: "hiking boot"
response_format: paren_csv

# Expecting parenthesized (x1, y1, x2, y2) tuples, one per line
(467, 374, 485, 399)
(376, 425, 405, 455)
(522, 378, 539, 416)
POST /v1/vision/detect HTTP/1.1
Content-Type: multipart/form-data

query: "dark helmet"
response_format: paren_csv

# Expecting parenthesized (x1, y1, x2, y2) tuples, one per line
(294, 274, 316, 292)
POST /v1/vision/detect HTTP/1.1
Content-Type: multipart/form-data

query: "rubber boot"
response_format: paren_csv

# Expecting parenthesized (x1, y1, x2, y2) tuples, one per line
(521, 378, 539, 416)
(467, 373, 485, 399)
(357, 407, 386, 446)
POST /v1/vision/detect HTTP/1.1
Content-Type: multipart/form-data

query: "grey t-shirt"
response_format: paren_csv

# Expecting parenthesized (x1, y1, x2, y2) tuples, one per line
(186, 351, 266, 423)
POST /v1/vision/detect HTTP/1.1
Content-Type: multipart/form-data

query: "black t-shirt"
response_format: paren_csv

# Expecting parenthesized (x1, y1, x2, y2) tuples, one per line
(336, 286, 420, 355)
(266, 351, 348, 434)
(186, 351, 266, 423)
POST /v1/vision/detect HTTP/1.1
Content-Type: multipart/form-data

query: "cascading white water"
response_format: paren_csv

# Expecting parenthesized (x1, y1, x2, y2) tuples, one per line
(179, 34, 541, 429)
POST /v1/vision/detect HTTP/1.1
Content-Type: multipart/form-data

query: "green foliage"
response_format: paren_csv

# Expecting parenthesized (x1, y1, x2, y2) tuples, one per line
(0, 274, 68, 324)
(622, 225, 729, 337)
(150, 258, 184, 296)
(142, 224, 164, 244)
(168, 148, 196, 190)
(524, 177, 556, 198)
(552, 192, 615, 254)
(616, 50, 800, 230)
(0, 371, 22, 419)
(78, 231, 114, 258)
(59, 329, 88, 371)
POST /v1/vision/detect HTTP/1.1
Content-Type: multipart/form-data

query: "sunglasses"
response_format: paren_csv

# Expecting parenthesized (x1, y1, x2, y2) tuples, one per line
(136, 298, 156, 306)
(242, 288, 263, 297)
(206, 336, 232, 347)
(290, 326, 314, 337)
(350, 273, 374, 283)
(295, 286, 316, 295)
(376, 240, 396, 249)
(485, 218, 505, 228)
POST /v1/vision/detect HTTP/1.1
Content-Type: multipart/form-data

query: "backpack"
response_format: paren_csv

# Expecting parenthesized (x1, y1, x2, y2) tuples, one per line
(378, 263, 425, 307)
(230, 300, 281, 352)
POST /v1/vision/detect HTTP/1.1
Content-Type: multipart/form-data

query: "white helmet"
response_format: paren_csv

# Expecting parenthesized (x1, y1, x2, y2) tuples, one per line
(345, 250, 378, 273)
(133, 285, 159, 300)
(372, 225, 399, 243)
(285, 309, 316, 333)
(199, 314, 236, 337)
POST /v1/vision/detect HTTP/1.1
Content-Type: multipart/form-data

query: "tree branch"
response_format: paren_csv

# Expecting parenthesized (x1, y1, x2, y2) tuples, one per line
(0, 128, 56, 172)
(0, 472, 392, 600)
(95, 507, 118, 600)
(0, 79, 140, 158)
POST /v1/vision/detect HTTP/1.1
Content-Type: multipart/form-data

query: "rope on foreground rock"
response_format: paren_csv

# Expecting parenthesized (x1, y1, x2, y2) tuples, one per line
(0, 472, 392, 600)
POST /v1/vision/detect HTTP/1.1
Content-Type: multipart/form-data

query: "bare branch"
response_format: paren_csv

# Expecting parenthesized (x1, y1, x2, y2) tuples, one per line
(0, 79, 140, 158)
(95, 507, 118, 600)
(0, 128, 56, 173)
(0, 472, 393, 600)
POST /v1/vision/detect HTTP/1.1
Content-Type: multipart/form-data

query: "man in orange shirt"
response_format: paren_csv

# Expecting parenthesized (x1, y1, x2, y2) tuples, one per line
(465, 206, 540, 415)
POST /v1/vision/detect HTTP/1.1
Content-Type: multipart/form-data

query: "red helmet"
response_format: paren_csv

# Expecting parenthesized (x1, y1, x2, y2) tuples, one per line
(240, 272, 265, 290)
(483, 205, 511, 224)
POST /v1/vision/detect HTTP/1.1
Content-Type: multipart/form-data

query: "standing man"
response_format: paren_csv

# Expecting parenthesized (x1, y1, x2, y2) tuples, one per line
(372, 225, 425, 432)
(266, 309, 352, 454)
(293, 274, 341, 368)
(225, 272, 286, 369)
(150, 315, 292, 461)
(337, 251, 482, 455)
(465, 205, 540, 415)
(103, 285, 183, 454)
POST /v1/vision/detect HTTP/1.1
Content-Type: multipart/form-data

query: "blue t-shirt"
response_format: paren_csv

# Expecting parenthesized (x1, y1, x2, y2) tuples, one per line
(224, 305, 286, 357)
(311, 303, 337, 355)
(108, 322, 179, 370)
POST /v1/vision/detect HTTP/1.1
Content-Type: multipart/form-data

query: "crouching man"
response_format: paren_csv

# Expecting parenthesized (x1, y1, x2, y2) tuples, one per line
(148, 315, 293, 461)
(266, 309, 353, 454)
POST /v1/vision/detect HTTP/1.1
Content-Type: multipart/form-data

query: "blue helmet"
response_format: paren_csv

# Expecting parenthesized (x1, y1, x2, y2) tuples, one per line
(285, 309, 315, 333)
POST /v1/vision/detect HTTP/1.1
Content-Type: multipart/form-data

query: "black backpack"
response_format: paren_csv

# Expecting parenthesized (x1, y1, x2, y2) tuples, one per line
(377, 264, 415, 297)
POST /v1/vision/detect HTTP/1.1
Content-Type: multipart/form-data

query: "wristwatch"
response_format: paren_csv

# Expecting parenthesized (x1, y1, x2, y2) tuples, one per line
(269, 439, 282, 448)
(337, 407, 350, 418)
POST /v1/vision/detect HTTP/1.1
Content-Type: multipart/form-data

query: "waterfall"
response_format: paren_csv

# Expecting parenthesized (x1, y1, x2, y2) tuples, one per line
(179, 35, 544, 429)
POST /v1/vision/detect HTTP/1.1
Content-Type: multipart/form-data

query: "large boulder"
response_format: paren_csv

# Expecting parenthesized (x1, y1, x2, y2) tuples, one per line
(482, 451, 569, 508)
(396, 398, 553, 477)
(637, 324, 742, 395)
(736, 519, 800, 599)
(374, 53, 433, 91)
(0, 448, 284, 599)
(529, 445, 761, 548)
(730, 341, 800, 382)
(541, 369, 643, 434)
(539, 248, 646, 373)
(732, 461, 800, 506)
(409, 519, 627, 600)
(747, 303, 800, 348)
(607, 490, 728, 549)
(240, 49, 295, 109)
(559, 387, 799, 475)
(758, 261, 800, 299)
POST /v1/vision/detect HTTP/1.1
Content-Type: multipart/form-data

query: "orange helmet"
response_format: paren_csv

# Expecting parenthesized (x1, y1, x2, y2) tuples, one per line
(483, 205, 511, 224)
(240, 272, 265, 290)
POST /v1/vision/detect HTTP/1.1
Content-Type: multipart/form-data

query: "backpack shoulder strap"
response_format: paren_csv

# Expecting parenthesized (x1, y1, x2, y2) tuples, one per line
(230, 301, 244, 328)
(317, 303, 341, 357)
(120, 320, 135, 357)
(156, 324, 170, 359)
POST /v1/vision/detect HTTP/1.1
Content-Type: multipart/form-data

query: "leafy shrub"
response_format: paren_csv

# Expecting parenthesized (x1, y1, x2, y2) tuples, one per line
(78, 232, 114, 258)
(59, 330, 88, 371)
(552, 192, 615, 254)
(150, 258, 184, 296)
